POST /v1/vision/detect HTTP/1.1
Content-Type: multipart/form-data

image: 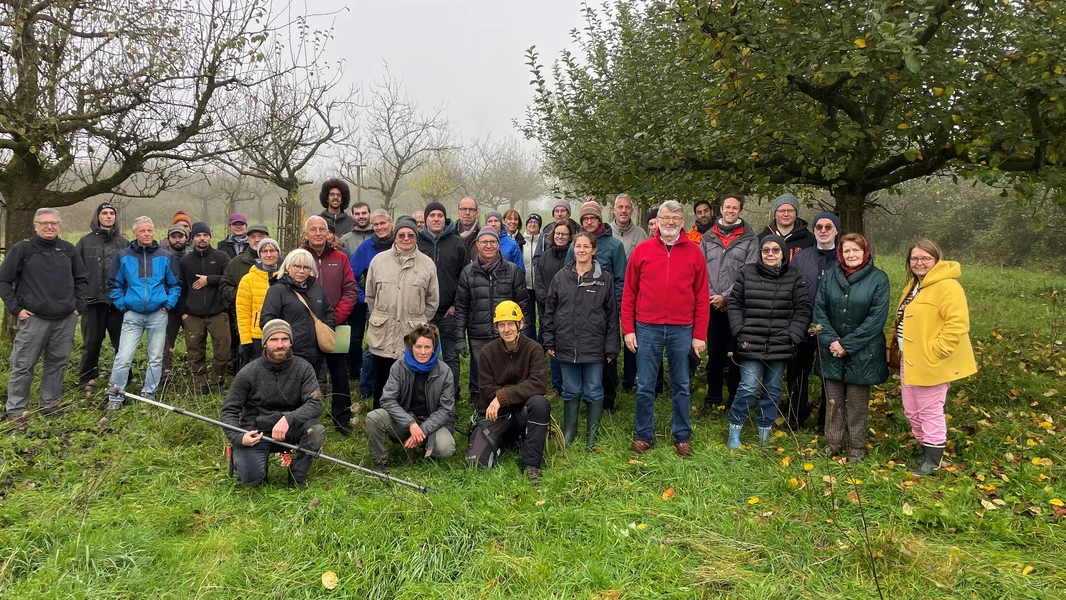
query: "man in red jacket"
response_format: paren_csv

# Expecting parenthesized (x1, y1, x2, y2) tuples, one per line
(301, 215, 359, 435)
(622, 200, 710, 457)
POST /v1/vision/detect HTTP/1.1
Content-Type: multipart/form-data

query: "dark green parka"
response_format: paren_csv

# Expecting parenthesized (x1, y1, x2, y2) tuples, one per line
(813, 262, 891, 385)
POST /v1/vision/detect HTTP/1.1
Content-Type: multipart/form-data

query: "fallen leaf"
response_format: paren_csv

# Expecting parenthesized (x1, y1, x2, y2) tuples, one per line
(535, 499, 545, 506)
(803, 462, 815, 471)
(748, 496, 760, 505)
(780, 456, 794, 467)
(981, 499, 998, 511)
(661, 488, 675, 501)
(636, 523, 647, 530)
(321, 571, 339, 590)
(1049, 498, 1064, 507)
(902, 503, 914, 516)
(844, 478, 863, 485)
(788, 477, 806, 489)
(854, 38, 867, 49)
(1021, 565, 1034, 576)
(822, 475, 837, 485)
(628, 459, 643, 465)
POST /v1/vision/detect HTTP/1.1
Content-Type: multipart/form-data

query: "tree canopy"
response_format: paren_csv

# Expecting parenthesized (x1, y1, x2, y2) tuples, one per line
(521, 0, 1066, 232)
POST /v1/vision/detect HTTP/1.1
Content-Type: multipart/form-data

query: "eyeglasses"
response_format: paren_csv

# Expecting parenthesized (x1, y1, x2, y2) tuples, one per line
(396, 232, 416, 240)
(34, 221, 60, 228)
(909, 256, 936, 264)
(458, 207, 477, 213)
(761, 248, 783, 255)
(814, 224, 836, 232)
(775, 208, 796, 215)
(328, 192, 343, 198)
(477, 240, 499, 246)
(657, 216, 683, 223)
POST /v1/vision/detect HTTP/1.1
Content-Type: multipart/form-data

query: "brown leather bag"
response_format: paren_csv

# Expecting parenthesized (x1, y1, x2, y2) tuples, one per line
(293, 292, 335, 353)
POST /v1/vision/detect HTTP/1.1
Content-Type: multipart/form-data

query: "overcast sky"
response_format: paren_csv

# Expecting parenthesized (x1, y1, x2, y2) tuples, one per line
(315, 0, 586, 142)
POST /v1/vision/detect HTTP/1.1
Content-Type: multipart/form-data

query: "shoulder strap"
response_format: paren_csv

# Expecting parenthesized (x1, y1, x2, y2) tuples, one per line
(292, 290, 322, 323)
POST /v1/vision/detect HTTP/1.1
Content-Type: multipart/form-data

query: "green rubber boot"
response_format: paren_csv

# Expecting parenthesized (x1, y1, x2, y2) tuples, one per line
(563, 400, 580, 446)
(585, 401, 604, 450)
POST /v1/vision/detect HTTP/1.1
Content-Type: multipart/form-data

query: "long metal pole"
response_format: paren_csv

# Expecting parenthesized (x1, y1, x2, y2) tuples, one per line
(115, 389, 429, 494)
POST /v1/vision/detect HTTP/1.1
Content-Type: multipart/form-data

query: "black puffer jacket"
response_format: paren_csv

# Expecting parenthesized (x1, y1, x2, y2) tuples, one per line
(260, 274, 335, 366)
(417, 219, 470, 319)
(542, 261, 620, 363)
(728, 260, 812, 362)
(76, 218, 128, 304)
(454, 259, 528, 341)
(534, 244, 570, 302)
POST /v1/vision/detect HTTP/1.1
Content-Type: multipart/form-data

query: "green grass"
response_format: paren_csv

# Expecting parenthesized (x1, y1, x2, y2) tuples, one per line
(1, 263, 1064, 598)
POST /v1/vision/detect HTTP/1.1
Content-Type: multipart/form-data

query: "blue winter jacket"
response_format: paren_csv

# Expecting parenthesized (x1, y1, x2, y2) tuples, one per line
(350, 235, 388, 304)
(499, 230, 525, 275)
(108, 241, 182, 314)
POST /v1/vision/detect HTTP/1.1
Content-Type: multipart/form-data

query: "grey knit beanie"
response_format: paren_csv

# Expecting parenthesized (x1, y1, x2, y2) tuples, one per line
(262, 319, 292, 343)
(552, 200, 571, 215)
(771, 193, 800, 214)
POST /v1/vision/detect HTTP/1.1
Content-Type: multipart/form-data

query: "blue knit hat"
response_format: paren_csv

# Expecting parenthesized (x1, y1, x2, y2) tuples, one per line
(812, 211, 840, 231)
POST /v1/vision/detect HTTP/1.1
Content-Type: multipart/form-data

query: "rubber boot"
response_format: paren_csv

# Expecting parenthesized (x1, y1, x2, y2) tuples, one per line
(758, 426, 772, 447)
(910, 445, 944, 476)
(562, 400, 580, 446)
(585, 401, 604, 450)
(727, 423, 743, 450)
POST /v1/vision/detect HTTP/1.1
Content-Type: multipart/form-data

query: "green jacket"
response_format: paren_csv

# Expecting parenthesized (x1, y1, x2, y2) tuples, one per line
(813, 262, 891, 385)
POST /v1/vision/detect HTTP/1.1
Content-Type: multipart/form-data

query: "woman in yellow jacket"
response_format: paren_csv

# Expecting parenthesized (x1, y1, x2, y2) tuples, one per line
(891, 239, 977, 475)
(235, 238, 282, 363)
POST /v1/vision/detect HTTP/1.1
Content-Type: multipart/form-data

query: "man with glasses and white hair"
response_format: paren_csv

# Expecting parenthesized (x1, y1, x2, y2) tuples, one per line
(621, 200, 709, 457)
(105, 216, 182, 410)
(0, 209, 88, 420)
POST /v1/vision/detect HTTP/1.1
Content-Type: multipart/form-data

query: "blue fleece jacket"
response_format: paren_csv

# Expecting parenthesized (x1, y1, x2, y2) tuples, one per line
(108, 241, 182, 314)
(350, 235, 388, 304)
(499, 230, 525, 274)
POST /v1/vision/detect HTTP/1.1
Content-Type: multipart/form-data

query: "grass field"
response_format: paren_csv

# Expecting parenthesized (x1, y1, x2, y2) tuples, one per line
(0, 262, 1064, 599)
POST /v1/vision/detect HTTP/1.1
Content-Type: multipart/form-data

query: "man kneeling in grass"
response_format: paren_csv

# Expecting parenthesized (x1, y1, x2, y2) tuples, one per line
(365, 323, 456, 469)
(221, 319, 325, 490)
(465, 301, 550, 481)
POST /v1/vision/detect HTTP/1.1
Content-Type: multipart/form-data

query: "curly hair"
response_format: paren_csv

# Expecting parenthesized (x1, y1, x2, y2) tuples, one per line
(319, 178, 351, 211)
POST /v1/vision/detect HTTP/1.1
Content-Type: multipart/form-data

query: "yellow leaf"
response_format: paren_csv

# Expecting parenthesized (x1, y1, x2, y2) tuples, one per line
(661, 488, 675, 501)
(788, 477, 806, 489)
(1043, 389, 1057, 397)
(897, 123, 910, 130)
(535, 499, 546, 506)
(1050, 498, 1065, 507)
(981, 499, 998, 511)
(628, 459, 642, 465)
(321, 571, 339, 590)
(822, 475, 837, 485)
(854, 38, 867, 49)
(1022, 565, 1035, 576)
(845, 478, 863, 485)
(636, 523, 647, 530)
(748, 497, 760, 505)
(902, 503, 914, 516)
(933, 87, 945, 97)
(803, 462, 815, 471)
(781, 456, 794, 467)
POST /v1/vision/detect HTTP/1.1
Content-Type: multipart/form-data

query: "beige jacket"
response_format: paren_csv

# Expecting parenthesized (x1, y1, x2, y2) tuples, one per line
(365, 246, 440, 359)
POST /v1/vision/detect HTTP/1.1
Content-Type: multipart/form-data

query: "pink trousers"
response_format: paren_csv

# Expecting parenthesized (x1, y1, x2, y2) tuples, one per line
(900, 368, 950, 447)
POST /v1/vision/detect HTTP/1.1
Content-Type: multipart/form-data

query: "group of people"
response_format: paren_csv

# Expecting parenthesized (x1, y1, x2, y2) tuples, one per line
(0, 185, 977, 487)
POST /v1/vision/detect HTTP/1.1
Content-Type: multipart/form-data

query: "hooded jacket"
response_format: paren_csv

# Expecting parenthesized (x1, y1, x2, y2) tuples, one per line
(220, 353, 322, 446)
(701, 220, 759, 299)
(534, 243, 571, 304)
(620, 228, 710, 339)
(759, 218, 815, 260)
(235, 264, 278, 344)
(178, 245, 231, 317)
(611, 219, 648, 258)
(350, 234, 393, 304)
(259, 274, 335, 366)
(686, 220, 714, 244)
(498, 229, 525, 274)
(542, 261, 620, 363)
(417, 219, 469, 319)
(565, 223, 628, 306)
(814, 261, 891, 385)
(894, 260, 978, 386)
(76, 204, 129, 304)
(340, 225, 375, 253)
(108, 241, 181, 314)
(365, 246, 440, 359)
(220, 245, 258, 306)
(728, 240, 811, 362)
(217, 234, 249, 260)
(454, 258, 528, 341)
(380, 359, 456, 450)
(0, 234, 88, 319)
(534, 218, 580, 263)
(300, 241, 358, 323)
(319, 209, 354, 237)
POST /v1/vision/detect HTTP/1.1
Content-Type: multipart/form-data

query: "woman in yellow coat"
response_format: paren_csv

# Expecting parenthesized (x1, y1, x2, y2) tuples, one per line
(891, 239, 977, 475)
(235, 238, 281, 363)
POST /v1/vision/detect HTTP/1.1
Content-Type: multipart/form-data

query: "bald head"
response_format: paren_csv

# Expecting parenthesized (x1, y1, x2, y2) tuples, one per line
(303, 215, 329, 251)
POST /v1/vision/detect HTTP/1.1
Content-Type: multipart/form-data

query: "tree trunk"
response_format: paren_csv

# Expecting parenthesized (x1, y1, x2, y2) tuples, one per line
(830, 188, 867, 235)
(4, 207, 37, 254)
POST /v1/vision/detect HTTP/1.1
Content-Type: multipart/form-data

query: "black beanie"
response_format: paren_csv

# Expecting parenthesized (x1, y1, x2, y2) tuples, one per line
(425, 201, 447, 219)
(190, 222, 212, 238)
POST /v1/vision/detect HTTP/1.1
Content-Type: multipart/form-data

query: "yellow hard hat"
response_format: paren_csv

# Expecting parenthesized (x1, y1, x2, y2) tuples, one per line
(493, 300, 524, 324)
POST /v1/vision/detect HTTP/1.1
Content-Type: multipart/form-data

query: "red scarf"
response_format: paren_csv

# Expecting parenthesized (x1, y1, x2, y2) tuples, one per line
(838, 234, 873, 276)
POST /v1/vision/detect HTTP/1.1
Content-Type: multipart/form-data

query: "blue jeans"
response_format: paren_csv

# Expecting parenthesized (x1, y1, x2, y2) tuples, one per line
(634, 322, 693, 444)
(730, 360, 786, 428)
(559, 362, 604, 403)
(358, 347, 374, 397)
(109, 310, 168, 400)
(435, 313, 460, 401)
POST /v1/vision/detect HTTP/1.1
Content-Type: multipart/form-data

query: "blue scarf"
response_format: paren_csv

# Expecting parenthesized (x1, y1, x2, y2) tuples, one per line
(404, 342, 440, 373)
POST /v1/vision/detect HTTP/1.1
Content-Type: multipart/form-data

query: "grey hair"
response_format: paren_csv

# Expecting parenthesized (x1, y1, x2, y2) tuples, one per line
(371, 208, 392, 221)
(281, 248, 318, 277)
(303, 215, 328, 230)
(132, 216, 153, 230)
(33, 208, 60, 222)
(658, 200, 683, 215)
(614, 193, 633, 204)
